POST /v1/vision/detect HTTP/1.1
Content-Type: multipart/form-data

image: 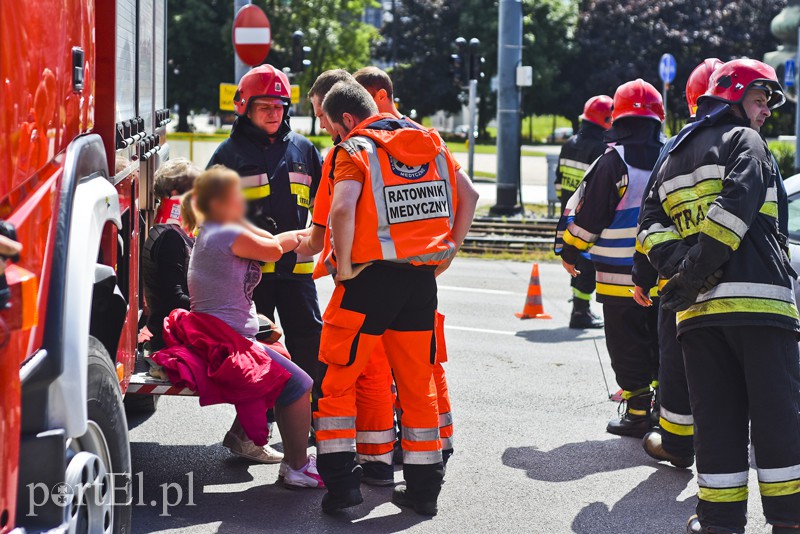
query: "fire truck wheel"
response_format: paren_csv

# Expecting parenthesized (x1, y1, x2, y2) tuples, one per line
(124, 393, 160, 414)
(66, 337, 132, 533)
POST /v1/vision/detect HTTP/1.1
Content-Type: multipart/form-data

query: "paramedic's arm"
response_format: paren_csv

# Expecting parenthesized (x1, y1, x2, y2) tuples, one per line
(436, 169, 479, 277)
(296, 225, 325, 257)
(331, 180, 365, 282)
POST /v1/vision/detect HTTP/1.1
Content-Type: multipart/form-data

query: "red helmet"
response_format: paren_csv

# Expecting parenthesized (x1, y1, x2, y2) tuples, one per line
(702, 59, 786, 109)
(234, 64, 292, 116)
(580, 95, 613, 129)
(686, 58, 724, 116)
(612, 79, 665, 123)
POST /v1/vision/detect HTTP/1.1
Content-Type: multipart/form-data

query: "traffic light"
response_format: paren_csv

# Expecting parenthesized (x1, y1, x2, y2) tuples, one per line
(469, 38, 484, 80)
(450, 37, 469, 87)
(292, 30, 311, 72)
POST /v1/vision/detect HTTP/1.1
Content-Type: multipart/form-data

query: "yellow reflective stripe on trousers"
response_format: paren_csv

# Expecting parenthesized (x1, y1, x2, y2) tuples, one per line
(659, 417, 694, 437)
(678, 297, 800, 323)
(698, 471, 749, 502)
(243, 183, 272, 200)
(757, 464, 800, 497)
(698, 486, 749, 502)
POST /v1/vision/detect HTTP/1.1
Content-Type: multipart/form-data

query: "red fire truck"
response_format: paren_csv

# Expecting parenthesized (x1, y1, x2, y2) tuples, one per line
(0, 1, 171, 531)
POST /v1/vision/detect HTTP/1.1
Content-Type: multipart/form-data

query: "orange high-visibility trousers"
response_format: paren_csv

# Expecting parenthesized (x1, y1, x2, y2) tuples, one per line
(396, 312, 454, 453)
(315, 263, 443, 497)
(355, 340, 396, 465)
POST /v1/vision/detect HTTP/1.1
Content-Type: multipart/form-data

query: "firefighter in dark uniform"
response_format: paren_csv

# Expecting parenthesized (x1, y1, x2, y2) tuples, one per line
(635, 59, 724, 471)
(559, 80, 663, 438)
(209, 65, 324, 395)
(554, 95, 612, 329)
(639, 59, 800, 534)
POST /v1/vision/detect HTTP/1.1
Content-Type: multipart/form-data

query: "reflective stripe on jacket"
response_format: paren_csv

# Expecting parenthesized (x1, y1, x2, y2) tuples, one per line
(638, 111, 799, 334)
(330, 116, 459, 267)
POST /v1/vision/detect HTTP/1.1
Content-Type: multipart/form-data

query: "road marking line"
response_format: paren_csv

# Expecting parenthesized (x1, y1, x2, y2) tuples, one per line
(438, 285, 517, 295)
(445, 325, 517, 336)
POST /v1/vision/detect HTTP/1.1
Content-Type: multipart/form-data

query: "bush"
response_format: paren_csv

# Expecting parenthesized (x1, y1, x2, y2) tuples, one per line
(769, 141, 797, 179)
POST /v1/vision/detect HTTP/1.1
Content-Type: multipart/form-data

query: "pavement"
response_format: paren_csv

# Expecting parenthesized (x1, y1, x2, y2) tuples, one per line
(127, 259, 771, 533)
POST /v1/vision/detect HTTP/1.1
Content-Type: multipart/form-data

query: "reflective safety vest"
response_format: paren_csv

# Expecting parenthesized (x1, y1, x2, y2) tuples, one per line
(591, 147, 652, 299)
(562, 146, 656, 302)
(331, 134, 458, 268)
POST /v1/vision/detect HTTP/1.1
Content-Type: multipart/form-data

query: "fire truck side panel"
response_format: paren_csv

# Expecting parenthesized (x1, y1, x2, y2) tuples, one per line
(47, 151, 121, 439)
(115, 0, 137, 126)
(0, 0, 96, 530)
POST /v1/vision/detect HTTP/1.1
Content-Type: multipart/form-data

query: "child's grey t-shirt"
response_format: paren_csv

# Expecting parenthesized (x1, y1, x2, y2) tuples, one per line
(188, 222, 262, 338)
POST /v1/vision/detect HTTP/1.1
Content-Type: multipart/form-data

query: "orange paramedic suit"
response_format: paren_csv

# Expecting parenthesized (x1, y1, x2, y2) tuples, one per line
(314, 115, 458, 499)
(313, 125, 454, 464)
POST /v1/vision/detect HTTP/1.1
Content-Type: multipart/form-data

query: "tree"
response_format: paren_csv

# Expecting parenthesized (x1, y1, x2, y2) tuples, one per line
(377, 0, 578, 137)
(167, 0, 377, 131)
(167, 0, 233, 131)
(561, 0, 787, 130)
(374, 0, 464, 119)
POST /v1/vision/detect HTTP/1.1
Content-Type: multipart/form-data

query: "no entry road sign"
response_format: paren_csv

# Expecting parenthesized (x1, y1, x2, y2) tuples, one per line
(233, 4, 272, 67)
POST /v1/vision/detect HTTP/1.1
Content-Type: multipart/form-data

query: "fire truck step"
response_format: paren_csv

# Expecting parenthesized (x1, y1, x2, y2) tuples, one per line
(127, 371, 197, 396)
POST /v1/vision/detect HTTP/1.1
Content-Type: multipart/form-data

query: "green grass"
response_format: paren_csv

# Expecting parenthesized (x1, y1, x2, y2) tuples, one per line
(460, 250, 558, 262)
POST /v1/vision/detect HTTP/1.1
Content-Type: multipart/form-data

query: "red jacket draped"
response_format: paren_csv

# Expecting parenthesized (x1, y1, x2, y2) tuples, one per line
(152, 309, 291, 445)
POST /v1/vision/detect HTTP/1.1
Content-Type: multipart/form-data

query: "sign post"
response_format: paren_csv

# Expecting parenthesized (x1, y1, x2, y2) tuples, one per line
(233, 3, 272, 81)
(659, 53, 676, 134)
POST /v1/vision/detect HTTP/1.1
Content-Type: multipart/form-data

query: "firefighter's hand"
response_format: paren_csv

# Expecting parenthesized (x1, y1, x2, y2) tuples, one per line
(562, 260, 580, 278)
(632, 286, 653, 307)
(660, 273, 701, 312)
(699, 269, 724, 294)
(335, 262, 372, 284)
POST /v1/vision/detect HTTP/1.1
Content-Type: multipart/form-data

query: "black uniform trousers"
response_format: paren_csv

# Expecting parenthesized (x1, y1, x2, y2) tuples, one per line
(681, 325, 800, 532)
(658, 305, 694, 457)
(561, 198, 596, 297)
(253, 275, 323, 394)
(602, 302, 659, 394)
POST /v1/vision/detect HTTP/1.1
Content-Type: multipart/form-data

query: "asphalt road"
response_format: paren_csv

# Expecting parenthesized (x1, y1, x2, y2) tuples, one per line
(128, 259, 770, 533)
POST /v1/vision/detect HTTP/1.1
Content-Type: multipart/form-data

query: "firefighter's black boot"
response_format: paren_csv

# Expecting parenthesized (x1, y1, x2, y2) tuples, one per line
(569, 298, 604, 329)
(606, 391, 653, 438)
(642, 430, 694, 468)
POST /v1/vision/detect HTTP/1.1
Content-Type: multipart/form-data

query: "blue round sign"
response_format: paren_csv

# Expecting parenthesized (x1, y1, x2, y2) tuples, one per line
(659, 53, 677, 84)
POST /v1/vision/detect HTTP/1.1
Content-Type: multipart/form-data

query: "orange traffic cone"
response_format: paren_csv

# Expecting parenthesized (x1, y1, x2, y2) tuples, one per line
(515, 263, 552, 319)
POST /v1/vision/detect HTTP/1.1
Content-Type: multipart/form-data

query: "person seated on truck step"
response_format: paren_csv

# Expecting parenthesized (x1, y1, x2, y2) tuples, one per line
(141, 158, 200, 352)
(153, 166, 322, 489)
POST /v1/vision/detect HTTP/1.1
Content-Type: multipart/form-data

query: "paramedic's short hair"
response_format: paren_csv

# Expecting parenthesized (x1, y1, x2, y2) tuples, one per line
(154, 158, 201, 198)
(353, 66, 394, 100)
(322, 81, 379, 126)
(308, 69, 355, 100)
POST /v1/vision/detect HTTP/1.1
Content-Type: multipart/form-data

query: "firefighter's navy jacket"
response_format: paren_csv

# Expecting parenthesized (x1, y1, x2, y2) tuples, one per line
(559, 119, 663, 304)
(638, 101, 800, 335)
(209, 117, 323, 276)
(555, 121, 609, 204)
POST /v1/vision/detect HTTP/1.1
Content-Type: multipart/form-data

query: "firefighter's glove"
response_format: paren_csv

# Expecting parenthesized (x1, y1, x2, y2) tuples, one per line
(660, 272, 703, 313)
(699, 269, 724, 294)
